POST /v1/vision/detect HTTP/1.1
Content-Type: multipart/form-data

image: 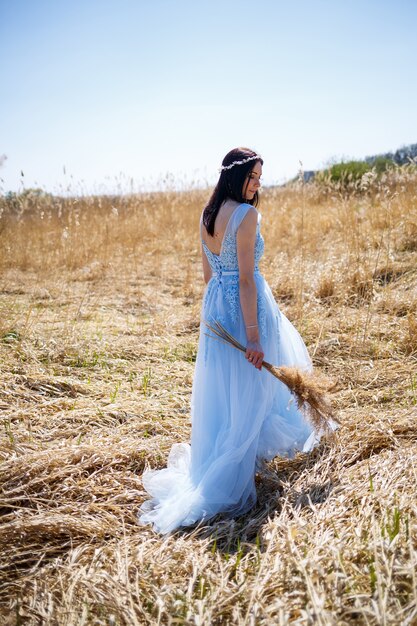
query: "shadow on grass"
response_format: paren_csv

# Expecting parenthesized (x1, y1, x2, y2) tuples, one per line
(175, 444, 338, 555)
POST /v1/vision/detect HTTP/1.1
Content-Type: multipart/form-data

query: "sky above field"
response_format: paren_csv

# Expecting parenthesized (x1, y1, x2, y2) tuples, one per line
(1, 0, 416, 194)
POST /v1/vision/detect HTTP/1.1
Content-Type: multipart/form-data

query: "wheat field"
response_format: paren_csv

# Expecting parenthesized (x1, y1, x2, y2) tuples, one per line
(1, 166, 416, 625)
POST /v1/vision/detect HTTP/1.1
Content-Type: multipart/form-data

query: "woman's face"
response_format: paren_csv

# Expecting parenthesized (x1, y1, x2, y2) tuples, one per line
(243, 161, 262, 200)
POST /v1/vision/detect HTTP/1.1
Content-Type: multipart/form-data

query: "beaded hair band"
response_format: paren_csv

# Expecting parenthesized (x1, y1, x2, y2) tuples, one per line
(218, 154, 261, 173)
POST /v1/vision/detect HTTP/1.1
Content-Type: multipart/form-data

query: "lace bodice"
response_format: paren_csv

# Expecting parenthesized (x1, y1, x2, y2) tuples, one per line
(201, 203, 264, 274)
(201, 203, 267, 344)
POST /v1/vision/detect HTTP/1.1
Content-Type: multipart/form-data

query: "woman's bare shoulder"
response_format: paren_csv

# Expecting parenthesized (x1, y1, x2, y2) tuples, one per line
(239, 205, 258, 228)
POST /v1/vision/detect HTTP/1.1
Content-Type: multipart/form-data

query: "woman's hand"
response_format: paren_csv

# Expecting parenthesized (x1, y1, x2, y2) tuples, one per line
(245, 340, 264, 370)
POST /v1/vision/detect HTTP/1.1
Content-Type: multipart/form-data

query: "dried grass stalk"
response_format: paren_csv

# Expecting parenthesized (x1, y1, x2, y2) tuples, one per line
(204, 320, 338, 434)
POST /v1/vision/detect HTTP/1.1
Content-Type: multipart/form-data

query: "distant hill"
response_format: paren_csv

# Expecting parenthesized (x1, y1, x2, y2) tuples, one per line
(364, 143, 417, 166)
(296, 142, 417, 183)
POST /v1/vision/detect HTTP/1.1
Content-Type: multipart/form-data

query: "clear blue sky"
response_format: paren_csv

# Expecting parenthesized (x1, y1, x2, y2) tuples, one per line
(1, 0, 416, 194)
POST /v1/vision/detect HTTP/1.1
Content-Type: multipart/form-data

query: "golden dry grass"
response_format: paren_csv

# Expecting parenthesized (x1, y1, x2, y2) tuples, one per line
(1, 166, 417, 624)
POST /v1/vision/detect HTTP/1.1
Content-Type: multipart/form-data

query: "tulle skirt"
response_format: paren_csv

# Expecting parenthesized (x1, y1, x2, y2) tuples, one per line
(139, 273, 319, 534)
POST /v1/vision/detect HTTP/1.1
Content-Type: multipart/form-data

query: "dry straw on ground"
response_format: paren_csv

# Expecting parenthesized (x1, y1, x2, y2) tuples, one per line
(1, 164, 417, 624)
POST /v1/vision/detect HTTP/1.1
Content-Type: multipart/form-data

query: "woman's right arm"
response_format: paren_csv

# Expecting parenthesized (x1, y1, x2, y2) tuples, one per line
(237, 209, 264, 370)
(201, 243, 212, 284)
(200, 213, 212, 284)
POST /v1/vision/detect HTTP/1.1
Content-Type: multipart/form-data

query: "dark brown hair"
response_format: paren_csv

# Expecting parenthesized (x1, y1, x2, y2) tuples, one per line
(203, 147, 263, 236)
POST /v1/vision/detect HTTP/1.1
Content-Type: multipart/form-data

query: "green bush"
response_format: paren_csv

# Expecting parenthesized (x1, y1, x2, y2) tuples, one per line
(324, 160, 371, 182)
(371, 156, 393, 174)
(316, 157, 396, 186)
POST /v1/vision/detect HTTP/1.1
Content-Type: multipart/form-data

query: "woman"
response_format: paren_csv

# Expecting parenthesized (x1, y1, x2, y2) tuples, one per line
(139, 147, 320, 535)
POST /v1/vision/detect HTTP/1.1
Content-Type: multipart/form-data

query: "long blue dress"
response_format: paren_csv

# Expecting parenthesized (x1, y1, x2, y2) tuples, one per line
(139, 202, 320, 534)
